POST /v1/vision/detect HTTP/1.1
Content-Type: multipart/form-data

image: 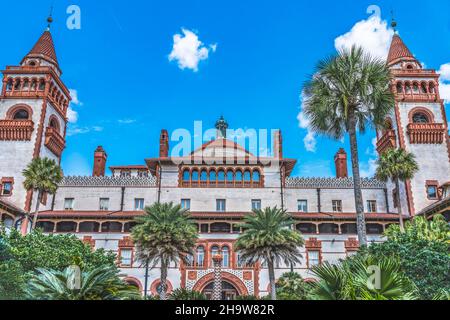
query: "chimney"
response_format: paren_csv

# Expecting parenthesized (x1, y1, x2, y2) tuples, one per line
(334, 148, 348, 178)
(93, 146, 107, 177)
(273, 130, 283, 159)
(159, 129, 169, 158)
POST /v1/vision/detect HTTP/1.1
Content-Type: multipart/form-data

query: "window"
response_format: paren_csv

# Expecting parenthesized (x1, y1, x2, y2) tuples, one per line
(196, 246, 205, 267)
(427, 184, 438, 200)
(181, 199, 191, 210)
(200, 170, 208, 181)
(308, 250, 320, 267)
(13, 109, 29, 120)
(134, 198, 145, 210)
(412, 112, 429, 123)
(367, 200, 377, 213)
(297, 200, 308, 213)
(183, 170, 190, 181)
(244, 171, 251, 182)
(226, 171, 234, 182)
(216, 199, 226, 212)
(137, 170, 148, 177)
(64, 198, 74, 210)
(222, 246, 230, 268)
(332, 200, 343, 213)
(99, 198, 110, 211)
(120, 170, 131, 178)
(251, 199, 261, 210)
(120, 249, 133, 267)
(1, 182, 12, 196)
(192, 170, 199, 181)
(210, 246, 220, 267)
(253, 170, 260, 182)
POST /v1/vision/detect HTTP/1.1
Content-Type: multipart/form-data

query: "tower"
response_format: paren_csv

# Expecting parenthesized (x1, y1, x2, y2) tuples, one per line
(334, 148, 348, 179)
(215, 116, 229, 139)
(93, 146, 108, 177)
(0, 17, 71, 215)
(377, 23, 450, 216)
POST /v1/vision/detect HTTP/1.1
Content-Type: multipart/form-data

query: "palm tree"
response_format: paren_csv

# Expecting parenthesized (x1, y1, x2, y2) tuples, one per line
(310, 255, 417, 300)
(131, 202, 198, 300)
(234, 207, 304, 300)
(303, 46, 394, 246)
(27, 265, 140, 300)
(23, 158, 63, 231)
(376, 148, 419, 231)
(169, 288, 207, 300)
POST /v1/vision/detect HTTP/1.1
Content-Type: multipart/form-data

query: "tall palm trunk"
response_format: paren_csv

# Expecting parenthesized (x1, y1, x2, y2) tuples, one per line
(144, 258, 149, 299)
(160, 257, 168, 300)
(348, 113, 367, 247)
(267, 256, 277, 300)
(395, 179, 405, 232)
(31, 190, 42, 231)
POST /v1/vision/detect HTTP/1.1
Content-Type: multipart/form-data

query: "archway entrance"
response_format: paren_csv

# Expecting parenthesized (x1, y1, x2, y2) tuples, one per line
(202, 281, 239, 300)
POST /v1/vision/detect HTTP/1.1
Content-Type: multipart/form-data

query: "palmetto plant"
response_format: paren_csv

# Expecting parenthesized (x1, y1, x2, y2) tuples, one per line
(131, 202, 198, 300)
(234, 207, 304, 300)
(168, 288, 207, 300)
(303, 46, 394, 246)
(310, 255, 418, 300)
(27, 265, 140, 300)
(376, 148, 419, 231)
(22, 157, 63, 230)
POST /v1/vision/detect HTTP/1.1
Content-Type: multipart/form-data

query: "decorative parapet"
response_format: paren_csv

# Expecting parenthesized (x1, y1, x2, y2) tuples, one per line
(60, 176, 157, 187)
(407, 123, 446, 144)
(376, 130, 397, 154)
(0, 120, 34, 141)
(285, 177, 386, 189)
(44, 127, 65, 157)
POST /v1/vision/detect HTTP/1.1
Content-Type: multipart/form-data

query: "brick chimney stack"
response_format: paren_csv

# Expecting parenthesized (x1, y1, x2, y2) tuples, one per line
(334, 148, 348, 178)
(273, 130, 283, 159)
(160, 129, 169, 158)
(93, 146, 107, 177)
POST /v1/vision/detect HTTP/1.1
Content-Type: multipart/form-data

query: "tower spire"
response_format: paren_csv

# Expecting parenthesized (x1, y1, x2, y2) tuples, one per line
(390, 10, 398, 34)
(46, 3, 54, 31)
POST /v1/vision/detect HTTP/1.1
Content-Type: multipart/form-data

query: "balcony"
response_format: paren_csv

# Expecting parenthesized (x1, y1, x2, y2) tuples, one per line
(395, 92, 439, 102)
(44, 127, 65, 156)
(376, 130, 397, 154)
(407, 123, 446, 144)
(0, 120, 34, 141)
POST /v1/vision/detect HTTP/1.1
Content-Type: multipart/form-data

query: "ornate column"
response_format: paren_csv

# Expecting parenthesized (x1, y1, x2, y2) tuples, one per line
(212, 254, 223, 300)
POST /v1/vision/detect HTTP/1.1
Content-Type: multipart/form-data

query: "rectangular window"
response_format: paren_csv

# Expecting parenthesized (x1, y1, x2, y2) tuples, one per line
(120, 170, 131, 178)
(297, 200, 308, 213)
(367, 200, 377, 213)
(251, 199, 261, 210)
(120, 249, 133, 267)
(332, 200, 343, 213)
(137, 170, 148, 178)
(426, 184, 438, 200)
(1, 182, 12, 196)
(64, 198, 74, 211)
(134, 198, 145, 210)
(308, 250, 320, 267)
(181, 199, 191, 210)
(99, 198, 110, 211)
(216, 199, 226, 212)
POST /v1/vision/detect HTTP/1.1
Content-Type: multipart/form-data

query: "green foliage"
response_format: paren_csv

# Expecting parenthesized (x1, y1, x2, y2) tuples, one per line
(376, 148, 419, 183)
(22, 157, 63, 195)
(310, 254, 417, 300)
(27, 265, 141, 300)
(235, 295, 262, 300)
(303, 46, 394, 140)
(367, 215, 450, 300)
(168, 288, 207, 300)
(275, 272, 313, 300)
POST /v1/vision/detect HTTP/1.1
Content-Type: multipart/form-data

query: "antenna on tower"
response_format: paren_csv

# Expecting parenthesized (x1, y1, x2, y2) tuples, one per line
(46, 1, 54, 30)
(390, 9, 398, 33)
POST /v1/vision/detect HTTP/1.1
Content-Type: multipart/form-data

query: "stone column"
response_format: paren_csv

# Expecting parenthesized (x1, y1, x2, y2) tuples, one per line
(212, 254, 223, 300)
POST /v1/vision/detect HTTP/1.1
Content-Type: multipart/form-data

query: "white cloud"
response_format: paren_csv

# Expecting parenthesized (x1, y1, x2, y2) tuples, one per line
(297, 92, 317, 153)
(169, 28, 216, 72)
(67, 125, 103, 137)
(438, 63, 450, 104)
(298, 160, 333, 178)
(67, 89, 83, 124)
(360, 158, 378, 178)
(69, 89, 83, 106)
(334, 15, 394, 59)
(66, 107, 78, 123)
(118, 119, 137, 124)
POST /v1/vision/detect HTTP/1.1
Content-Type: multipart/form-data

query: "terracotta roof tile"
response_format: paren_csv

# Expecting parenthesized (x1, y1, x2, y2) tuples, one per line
(387, 34, 416, 66)
(24, 31, 59, 66)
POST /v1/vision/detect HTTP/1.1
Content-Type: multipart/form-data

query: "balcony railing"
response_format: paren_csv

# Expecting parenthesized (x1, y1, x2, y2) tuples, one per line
(395, 92, 438, 102)
(0, 120, 34, 141)
(44, 127, 66, 156)
(407, 123, 446, 144)
(376, 130, 397, 154)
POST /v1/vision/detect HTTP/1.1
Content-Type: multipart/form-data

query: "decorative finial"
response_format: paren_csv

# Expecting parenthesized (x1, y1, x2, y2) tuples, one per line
(46, 3, 54, 30)
(390, 10, 398, 33)
(215, 116, 229, 139)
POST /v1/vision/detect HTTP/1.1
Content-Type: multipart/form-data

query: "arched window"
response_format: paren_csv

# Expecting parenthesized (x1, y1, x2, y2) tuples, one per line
(79, 221, 100, 233)
(412, 82, 419, 93)
(405, 82, 412, 94)
(13, 109, 30, 120)
(183, 169, 190, 181)
(31, 79, 37, 91)
(196, 246, 205, 267)
(252, 170, 260, 182)
(429, 82, 436, 94)
(211, 245, 220, 266)
(412, 112, 429, 124)
(396, 82, 403, 93)
(209, 170, 217, 182)
(222, 246, 230, 268)
(191, 170, 199, 181)
(14, 78, 21, 91)
(218, 170, 225, 182)
(38, 79, 46, 91)
(200, 170, 208, 181)
(235, 170, 243, 182)
(420, 82, 428, 94)
(22, 79, 30, 91)
(226, 170, 234, 182)
(49, 117, 60, 132)
(6, 78, 13, 91)
(244, 170, 251, 182)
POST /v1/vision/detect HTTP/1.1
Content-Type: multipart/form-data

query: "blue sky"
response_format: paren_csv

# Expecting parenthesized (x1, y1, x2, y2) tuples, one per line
(1, 0, 449, 177)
